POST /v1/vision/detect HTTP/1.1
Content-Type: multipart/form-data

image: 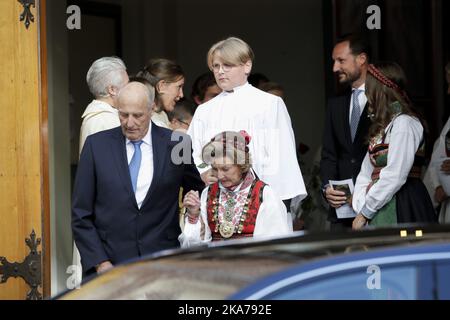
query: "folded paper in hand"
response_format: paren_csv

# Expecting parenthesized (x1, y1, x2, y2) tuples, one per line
(329, 179, 356, 219)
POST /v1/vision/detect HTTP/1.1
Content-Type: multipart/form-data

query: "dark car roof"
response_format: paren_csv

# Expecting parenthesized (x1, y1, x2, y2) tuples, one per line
(59, 224, 450, 300)
(230, 241, 450, 299)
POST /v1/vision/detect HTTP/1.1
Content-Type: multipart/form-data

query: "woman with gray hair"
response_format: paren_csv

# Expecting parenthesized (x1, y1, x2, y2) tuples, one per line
(179, 130, 292, 247)
(80, 56, 129, 153)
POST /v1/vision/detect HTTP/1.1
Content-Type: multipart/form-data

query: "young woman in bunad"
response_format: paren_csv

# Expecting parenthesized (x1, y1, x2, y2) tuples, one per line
(352, 62, 437, 229)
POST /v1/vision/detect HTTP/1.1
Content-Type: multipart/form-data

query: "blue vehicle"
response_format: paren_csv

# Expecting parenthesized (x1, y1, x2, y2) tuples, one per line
(58, 225, 450, 300)
(231, 242, 450, 300)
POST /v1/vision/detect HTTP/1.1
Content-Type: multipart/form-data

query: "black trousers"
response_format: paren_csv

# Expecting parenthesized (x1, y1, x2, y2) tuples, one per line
(283, 199, 292, 212)
(329, 217, 353, 231)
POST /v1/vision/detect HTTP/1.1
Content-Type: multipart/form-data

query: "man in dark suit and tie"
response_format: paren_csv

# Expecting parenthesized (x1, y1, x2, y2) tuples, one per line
(72, 82, 204, 276)
(320, 34, 371, 231)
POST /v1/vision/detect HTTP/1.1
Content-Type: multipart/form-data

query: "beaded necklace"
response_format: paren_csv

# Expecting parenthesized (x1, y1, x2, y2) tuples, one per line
(211, 178, 258, 238)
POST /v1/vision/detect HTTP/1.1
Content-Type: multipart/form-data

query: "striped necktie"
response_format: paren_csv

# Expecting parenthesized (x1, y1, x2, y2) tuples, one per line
(350, 89, 362, 142)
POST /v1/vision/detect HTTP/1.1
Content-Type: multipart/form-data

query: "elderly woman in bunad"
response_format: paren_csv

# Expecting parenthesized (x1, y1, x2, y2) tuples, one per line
(352, 62, 437, 229)
(179, 131, 292, 247)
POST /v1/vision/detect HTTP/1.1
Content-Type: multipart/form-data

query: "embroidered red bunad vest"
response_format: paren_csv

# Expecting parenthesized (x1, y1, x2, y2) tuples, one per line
(207, 179, 266, 241)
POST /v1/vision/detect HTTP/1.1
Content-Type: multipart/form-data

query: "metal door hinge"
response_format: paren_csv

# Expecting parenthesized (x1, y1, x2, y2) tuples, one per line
(0, 230, 42, 300)
(18, 0, 35, 29)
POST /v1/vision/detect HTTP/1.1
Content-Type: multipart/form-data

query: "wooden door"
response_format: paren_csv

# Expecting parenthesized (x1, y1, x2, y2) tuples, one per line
(0, 0, 49, 299)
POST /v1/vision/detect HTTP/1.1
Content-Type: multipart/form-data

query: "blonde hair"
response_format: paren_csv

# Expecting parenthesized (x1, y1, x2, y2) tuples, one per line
(207, 37, 254, 70)
(201, 131, 252, 174)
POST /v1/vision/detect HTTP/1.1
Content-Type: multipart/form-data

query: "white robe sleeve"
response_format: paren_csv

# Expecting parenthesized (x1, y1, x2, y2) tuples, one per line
(262, 97, 307, 201)
(187, 112, 209, 174)
(430, 117, 450, 195)
(79, 112, 120, 154)
(423, 138, 442, 207)
(178, 188, 212, 247)
(253, 186, 293, 238)
(352, 152, 374, 213)
(353, 115, 423, 219)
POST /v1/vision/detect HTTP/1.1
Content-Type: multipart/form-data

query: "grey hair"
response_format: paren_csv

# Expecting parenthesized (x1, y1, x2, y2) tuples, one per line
(86, 56, 127, 98)
(128, 77, 156, 109)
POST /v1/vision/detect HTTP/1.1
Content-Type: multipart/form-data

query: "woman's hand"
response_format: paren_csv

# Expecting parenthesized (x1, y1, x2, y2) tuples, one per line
(441, 160, 450, 175)
(201, 169, 218, 185)
(434, 186, 448, 203)
(96, 261, 113, 274)
(352, 213, 368, 230)
(183, 190, 201, 217)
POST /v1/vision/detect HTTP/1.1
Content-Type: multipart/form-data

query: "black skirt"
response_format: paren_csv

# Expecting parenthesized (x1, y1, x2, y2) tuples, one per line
(396, 177, 438, 223)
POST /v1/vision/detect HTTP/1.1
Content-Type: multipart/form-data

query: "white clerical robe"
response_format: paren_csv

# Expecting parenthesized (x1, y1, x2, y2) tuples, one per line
(187, 82, 307, 201)
(423, 116, 450, 223)
(79, 99, 120, 154)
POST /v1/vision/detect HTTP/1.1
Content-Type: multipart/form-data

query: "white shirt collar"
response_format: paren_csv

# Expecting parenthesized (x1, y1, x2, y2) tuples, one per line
(219, 179, 245, 194)
(81, 99, 117, 118)
(352, 83, 365, 92)
(125, 122, 152, 146)
(221, 82, 250, 96)
(232, 82, 249, 92)
(218, 170, 254, 193)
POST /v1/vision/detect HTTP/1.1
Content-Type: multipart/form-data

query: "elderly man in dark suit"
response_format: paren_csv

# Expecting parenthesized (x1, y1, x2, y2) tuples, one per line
(320, 34, 371, 231)
(72, 82, 204, 276)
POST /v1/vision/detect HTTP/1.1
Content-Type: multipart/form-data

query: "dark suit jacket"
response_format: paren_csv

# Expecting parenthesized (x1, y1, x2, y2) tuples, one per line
(72, 124, 204, 273)
(320, 93, 371, 222)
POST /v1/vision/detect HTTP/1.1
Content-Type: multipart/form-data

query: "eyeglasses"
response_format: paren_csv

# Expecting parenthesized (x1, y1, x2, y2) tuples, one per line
(211, 63, 236, 73)
(177, 119, 190, 127)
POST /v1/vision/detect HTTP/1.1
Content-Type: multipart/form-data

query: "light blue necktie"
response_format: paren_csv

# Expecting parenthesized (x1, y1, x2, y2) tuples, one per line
(129, 141, 143, 193)
(350, 89, 362, 142)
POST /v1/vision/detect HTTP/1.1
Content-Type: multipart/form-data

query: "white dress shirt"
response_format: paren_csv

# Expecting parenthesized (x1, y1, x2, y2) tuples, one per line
(187, 82, 307, 201)
(352, 114, 423, 219)
(126, 124, 153, 208)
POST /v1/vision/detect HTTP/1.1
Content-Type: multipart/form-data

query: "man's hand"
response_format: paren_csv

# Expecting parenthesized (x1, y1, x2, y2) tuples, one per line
(200, 169, 218, 185)
(96, 261, 113, 274)
(434, 186, 448, 203)
(441, 159, 450, 175)
(352, 213, 368, 230)
(325, 186, 347, 208)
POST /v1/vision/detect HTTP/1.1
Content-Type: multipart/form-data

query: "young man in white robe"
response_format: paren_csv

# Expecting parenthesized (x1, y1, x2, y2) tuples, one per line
(187, 37, 307, 214)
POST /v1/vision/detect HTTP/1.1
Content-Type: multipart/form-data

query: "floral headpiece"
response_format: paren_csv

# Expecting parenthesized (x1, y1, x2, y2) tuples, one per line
(367, 64, 412, 105)
(210, 130, 251, 153)
(198, 130, 251, 168)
